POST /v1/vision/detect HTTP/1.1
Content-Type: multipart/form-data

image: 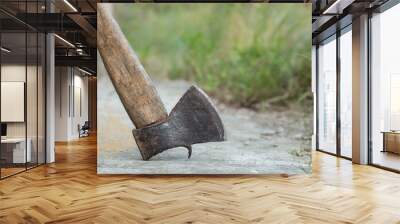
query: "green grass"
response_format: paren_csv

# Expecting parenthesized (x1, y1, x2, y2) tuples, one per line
(115, 4, 311, 108)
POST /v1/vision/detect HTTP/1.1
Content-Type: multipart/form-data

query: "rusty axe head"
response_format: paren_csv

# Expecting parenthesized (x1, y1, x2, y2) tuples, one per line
(132, 85, 225, 160)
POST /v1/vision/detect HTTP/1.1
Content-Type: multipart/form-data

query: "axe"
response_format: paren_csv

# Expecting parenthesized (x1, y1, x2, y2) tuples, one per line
(97, 5, 225, 160)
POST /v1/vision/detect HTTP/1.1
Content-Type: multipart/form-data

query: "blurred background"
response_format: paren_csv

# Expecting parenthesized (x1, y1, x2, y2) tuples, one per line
(115, 4, 311, 109)
(98, 3, 312, 174)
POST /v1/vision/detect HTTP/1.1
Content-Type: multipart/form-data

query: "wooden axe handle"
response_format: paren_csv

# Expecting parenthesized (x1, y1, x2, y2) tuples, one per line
(97, 4, 168, 128)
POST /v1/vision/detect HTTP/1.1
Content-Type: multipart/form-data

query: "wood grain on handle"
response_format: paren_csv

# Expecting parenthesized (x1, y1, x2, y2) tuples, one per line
(97, 4, 168, 128)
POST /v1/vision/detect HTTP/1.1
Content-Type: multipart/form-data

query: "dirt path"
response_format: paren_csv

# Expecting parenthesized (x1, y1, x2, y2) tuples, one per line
(98, 67, 312, 174)
(155, 80, 312, 173)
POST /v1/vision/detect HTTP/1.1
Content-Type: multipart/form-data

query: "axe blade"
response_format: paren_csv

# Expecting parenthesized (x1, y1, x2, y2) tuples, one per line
(132, 85, 226, 160)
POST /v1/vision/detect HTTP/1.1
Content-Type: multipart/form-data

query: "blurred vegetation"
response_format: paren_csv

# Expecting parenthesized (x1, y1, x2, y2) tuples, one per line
(115, 4, 311, 108)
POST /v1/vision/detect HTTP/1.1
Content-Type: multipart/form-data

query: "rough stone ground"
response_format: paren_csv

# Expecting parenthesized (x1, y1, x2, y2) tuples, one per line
(97, 62, 312, 174)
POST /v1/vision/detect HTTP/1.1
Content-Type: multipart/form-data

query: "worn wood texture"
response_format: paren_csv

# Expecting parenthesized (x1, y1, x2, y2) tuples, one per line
(1, 134, 400, 223)
(97, 4, 167, 128)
